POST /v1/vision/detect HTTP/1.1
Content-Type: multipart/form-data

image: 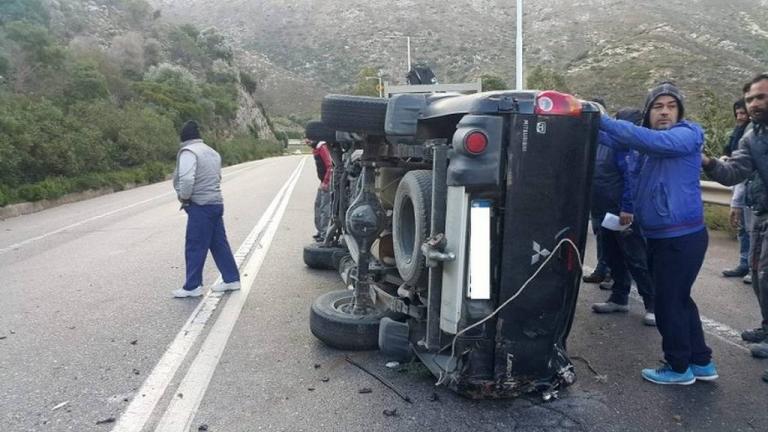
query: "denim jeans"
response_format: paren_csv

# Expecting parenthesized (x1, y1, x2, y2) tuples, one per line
(739, 210, 752, 268)
(183, 203, 240, 290)
(314, 188, 331, 234)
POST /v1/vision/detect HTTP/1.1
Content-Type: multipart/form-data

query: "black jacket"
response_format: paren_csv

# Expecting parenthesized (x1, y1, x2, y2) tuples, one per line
(722, 123, 749, 157)
(706, 123, 768, 213)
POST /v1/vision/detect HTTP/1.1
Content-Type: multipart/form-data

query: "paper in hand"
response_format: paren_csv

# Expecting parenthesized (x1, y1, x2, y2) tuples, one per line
(601, 212, 631, 232)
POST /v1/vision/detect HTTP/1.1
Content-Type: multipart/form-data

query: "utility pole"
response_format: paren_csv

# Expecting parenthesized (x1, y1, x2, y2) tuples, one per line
(407, 36, 412, 72)
(516, 0, 524, 90)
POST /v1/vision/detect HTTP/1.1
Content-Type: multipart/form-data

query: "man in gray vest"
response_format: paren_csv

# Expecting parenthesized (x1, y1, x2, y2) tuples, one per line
(172, 120, 240, 298)
(703, 73, 768, 382)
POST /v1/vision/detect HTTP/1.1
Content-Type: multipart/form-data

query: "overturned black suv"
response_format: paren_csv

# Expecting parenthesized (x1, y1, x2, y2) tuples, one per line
(304, 89, 600, 399)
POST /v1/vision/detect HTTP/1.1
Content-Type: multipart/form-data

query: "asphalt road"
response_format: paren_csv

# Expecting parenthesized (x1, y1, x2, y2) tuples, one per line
(1, 155, 766, 432)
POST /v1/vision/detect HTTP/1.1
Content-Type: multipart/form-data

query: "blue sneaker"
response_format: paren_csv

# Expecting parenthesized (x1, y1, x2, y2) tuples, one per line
(641, 364, 696, 385)
(690, 361, 718, 381)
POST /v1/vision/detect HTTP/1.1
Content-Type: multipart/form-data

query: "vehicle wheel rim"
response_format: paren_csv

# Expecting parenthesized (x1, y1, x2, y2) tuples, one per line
(332, 296, 375, 316)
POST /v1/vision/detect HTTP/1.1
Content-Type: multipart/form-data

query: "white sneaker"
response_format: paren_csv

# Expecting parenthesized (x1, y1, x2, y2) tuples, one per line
(643, 312, 657, 327)
(211, 280, 241, 292)
(172, 286, 204, 298)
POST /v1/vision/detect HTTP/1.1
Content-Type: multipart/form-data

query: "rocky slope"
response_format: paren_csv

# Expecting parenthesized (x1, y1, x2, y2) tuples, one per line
(149, 0, 768, 114)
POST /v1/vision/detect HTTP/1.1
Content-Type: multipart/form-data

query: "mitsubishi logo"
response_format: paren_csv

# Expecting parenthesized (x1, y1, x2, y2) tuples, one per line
(531, 241, 551, 265)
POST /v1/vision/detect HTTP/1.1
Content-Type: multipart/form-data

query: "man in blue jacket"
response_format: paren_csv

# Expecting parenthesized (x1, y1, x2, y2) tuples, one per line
(599, 82, 716, 385)
(591, 108, 656, 326)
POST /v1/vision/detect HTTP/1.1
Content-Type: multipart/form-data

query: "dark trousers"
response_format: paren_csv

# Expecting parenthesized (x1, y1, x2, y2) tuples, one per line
(749, 214, 768, 328)
(591, 215, 610, 275)
(183, 204, 240, 290)
(647, 229, 711, 372)
(601, 226, 654, 311)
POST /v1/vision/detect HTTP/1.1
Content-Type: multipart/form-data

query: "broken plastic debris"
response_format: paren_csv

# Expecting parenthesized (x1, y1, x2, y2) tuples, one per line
(385, 361, 400, 368)
(52, 401, 69, 411)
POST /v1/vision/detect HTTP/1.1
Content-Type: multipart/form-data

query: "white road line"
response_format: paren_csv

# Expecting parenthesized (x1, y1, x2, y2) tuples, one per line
(111, 157, 306, 432)
(582, 266, 751, 353)
(0, 158, 275, 255)
(0, 192, 175, 255)
(154, 157, 305, 432)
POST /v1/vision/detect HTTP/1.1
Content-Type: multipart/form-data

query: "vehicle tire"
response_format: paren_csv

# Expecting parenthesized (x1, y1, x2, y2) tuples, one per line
(305, 120, 337, 143)
(310, 290, 387, 350)
(321, 94, 387, 135)
(303, 243, 347, 270)
(393, 170, 432, 285)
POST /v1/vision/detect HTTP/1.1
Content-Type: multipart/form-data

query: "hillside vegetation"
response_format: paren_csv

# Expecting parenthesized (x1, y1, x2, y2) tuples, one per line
(0, 0, 281, 206)
(152, 0, 767, 149)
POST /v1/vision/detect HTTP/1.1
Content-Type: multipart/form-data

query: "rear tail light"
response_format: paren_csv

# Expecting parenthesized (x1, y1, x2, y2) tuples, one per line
(535, 91, 582, 117)
(464, 131, 488, 154)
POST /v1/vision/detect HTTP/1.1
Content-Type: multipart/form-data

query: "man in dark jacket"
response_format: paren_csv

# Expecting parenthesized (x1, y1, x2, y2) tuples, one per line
(591, 108, 656, 326)
(723, 99, 750, 157)
(703, 74, 768, 378)
(721, 98, 753, 280)
(600, 82, 715, 385)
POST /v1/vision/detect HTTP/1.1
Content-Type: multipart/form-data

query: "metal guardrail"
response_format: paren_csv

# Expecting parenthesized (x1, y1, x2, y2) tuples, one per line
(383, 80, 482, 98)
(701, 180, 732, 207)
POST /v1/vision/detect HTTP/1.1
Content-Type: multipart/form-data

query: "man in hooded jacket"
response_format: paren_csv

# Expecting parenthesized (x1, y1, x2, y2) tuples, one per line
(172, 120, 241, 298)
(599, 82, 716, 385)
(721, 98, 752, 281)
(591, 108, 656, 326)
(703, 73, 768, 382)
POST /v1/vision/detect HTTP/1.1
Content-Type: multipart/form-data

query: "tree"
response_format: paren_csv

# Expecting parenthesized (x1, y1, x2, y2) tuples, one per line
(692, 90, 734, 158)
(64, 61, 109, 103)
(0, 0, 49, 26)
(526, 65, 570, 93)
(137, 64, 210, 127)
(167, 26, 206, 71)
(108, 32, 145, 80)
(353, 67, 380, 97)
(198, 28, 233, 63)
(4, 21, 65, 93)
(480, 74, 507, 91)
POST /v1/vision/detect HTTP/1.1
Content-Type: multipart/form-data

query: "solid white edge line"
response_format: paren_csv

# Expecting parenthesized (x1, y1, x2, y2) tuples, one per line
(110, 157, 306, 432)
(0, 157, 279, 255)
(154, 157, 306, 432)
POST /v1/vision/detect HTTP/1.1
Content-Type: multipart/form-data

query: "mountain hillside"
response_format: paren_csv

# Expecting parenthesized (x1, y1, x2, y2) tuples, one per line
(150, 0, 768, 115)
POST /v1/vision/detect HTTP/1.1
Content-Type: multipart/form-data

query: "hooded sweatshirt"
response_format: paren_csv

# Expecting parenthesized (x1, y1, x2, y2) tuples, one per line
(598, 83, 705, 239)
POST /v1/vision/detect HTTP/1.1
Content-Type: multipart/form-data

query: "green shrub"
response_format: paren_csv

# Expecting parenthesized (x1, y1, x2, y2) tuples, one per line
(214, 135, 283, 166)
(239, 70, 257, 94)
(480, 74, 508, 91)
(64, 60, 109, 102)
(16, 177, 70, 202)
(703, 203, 736, 236)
